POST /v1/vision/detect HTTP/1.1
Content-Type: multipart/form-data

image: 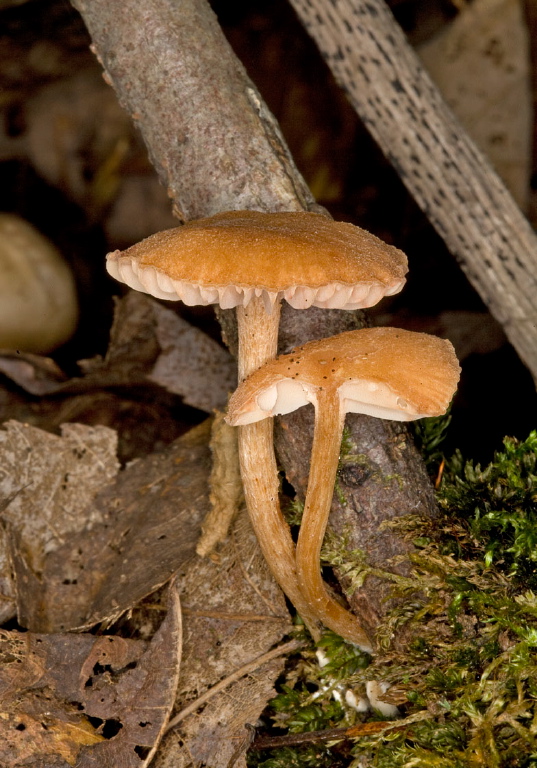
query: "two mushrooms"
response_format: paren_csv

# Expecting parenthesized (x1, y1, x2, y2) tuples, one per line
(107, 210, 460, 651)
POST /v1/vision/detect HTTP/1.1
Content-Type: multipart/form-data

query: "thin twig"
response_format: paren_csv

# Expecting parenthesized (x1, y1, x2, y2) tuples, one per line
(165, 637, 305, 732)
(182, 608, 289, 622)
(252, 718, 411, 750)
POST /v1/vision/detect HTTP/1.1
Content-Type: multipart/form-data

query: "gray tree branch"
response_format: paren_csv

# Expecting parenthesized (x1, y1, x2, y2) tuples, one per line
(73, 0, 315, 219)
(289, 0, 537, 383)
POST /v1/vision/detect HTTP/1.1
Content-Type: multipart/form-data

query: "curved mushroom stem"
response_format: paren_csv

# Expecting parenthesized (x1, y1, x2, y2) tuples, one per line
(236, 296, 322, 637)
(295, 387, 374, 651)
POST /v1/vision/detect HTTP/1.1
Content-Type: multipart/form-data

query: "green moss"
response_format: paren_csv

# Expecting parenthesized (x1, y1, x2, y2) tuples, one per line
(439, 430, 537, 586)
(250, 428, 537, 768)
(284, 496, 305, 527)
(353, 430, 537, 766)
(252, 744, 348, 768)
(412, 410, 453, 475)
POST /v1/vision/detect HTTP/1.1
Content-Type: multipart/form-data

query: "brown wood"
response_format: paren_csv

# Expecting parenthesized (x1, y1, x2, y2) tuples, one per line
(288, 0, 537, 383)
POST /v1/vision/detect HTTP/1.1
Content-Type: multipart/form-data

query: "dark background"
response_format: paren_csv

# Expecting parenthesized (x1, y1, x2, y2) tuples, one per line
(0, 0, 536, 463)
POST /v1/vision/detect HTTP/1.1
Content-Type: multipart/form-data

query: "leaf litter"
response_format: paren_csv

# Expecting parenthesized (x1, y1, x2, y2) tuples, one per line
(0, 292, 236, 414)
(154, 508, 293, 768)
(0, 341, 293, 765)
(0, 580, 182, 767)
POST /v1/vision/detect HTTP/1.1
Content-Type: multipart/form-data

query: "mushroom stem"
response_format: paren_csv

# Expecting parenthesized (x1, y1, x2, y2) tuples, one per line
(295, 387, 374, 651)
(236, 296, 321, 637)
(236, 296, 281, 382)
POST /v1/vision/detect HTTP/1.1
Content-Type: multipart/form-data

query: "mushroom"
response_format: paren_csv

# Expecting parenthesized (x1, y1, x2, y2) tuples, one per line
(106, 210, 408, 635)
(227, 327, 461, 649)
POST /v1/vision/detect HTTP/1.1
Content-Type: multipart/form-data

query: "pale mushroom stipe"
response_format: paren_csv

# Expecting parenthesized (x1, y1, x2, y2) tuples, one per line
(227, 327, 461, 649)
(106, 210, 408, 637)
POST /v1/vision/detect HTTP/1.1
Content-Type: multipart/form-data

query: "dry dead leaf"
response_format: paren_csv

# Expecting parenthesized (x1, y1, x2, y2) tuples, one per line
(24, 68, 133, 208)
(0, 581, 181, 767)
(419, 0, 532, 209)
(148, 299, 237, 413)
(0, 351, 67, 396)
(0, 58, 177, 242)
(163, 656, 285, 768)
(0, 527, 15, 624)
(0, 420, 119, 623)
(2, 420, 293, 766)
(154, 509, 293, 768)
(98, 292, 236, 414)
(9, 420, 211, 632)
(0, 292, 236, 414)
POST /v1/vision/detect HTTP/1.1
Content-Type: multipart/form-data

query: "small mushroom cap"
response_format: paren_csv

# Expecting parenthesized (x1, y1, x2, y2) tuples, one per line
(106, 210, 407, 311)
(226, 327, 460, 425)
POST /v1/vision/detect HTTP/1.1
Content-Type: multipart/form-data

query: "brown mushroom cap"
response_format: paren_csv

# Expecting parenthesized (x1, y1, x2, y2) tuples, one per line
(106, 210, 408, 311)
(227, 327, 461, 425)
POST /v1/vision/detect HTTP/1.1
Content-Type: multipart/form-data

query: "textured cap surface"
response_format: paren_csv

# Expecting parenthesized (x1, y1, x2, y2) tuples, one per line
(106, 210, 408, 310)
(227, 327, 460, 424)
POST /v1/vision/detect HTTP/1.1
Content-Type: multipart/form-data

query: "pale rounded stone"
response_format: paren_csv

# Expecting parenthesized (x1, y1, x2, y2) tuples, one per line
(0, 214, 78, 353)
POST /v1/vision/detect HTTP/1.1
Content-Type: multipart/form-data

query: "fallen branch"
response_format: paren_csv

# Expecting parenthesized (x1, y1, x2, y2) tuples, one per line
(288, 0, 537, 382)
(251, 710, 432, 750)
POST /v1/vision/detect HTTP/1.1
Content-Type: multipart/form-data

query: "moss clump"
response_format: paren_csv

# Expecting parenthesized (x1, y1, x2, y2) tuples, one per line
(250, 427, 537, 768)
(353, 429, 537, 766)
(439, 430, 537, 586)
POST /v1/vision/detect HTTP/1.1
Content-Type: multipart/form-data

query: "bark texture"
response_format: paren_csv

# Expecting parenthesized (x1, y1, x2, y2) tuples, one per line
(288, 0, 537, 383)
(72, 0, 440, 637)
(72, 0, 315, 220)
